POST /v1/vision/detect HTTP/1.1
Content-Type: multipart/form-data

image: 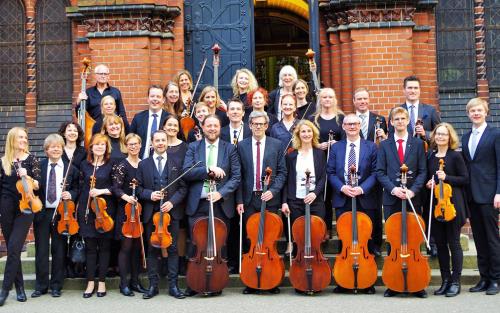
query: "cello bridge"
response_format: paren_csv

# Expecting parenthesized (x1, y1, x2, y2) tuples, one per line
(204, 256, 215, 261)
(304, 255, 314, 259)
(256, 251, 267, 256)
(400, 253, 410, 258)
(350, 252, 360, 256)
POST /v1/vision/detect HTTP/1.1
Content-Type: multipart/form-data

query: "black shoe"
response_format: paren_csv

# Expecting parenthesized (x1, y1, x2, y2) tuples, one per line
(169, 286, 186, 299)
(0, 290, 9, 306)
(51, 290, 62, 298)
(96, 291, 107, 297)
(31, 289, 47, 298)
(486, 281, 499, 295)
(445, 283, 460, 297)
(228, 266, 238, 275)
(434, 279, 450, 296)
(119, 286, 134, 297)
(130, 283, 148, 294)
(363, 286, 376, 294)
(184, 287, 198, 297)
(243, 287, 256, 294)
(142, 287, 159, 299)
(16, 287, 26, 302)
(469, 279, 489, 292)
(83, 290, 94, 298)
(413, 290, 428, 298)
(384, 288, 398, 297)
(268, 287, 280, 294)
(333, 286, 349, 294)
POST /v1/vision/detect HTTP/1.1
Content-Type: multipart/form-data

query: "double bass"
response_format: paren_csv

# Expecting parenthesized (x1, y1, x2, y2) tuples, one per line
(240, 167, 284, 291)
(77, 58, 95, 150)
(382, 164, 430, 293)
(55, 158, 79, 236)
(433, 159, 456, 222)
(15, 159, 43, 215)
(289, 169, 331, 294)
(333, 165, 377, 292)
(186, 172, 229, 295)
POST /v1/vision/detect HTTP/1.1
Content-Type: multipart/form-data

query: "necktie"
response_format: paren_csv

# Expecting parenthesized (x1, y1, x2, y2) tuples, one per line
(360, 114, 368, 139)
(47, 163, 57, 204)
(409, 105, 415, 135)
(397, 139, 405, 164)
(255, 141, 262, 190)
(347, 143, 356, 184)
(470, 129, 479, 159)
(151, 113, 158, 138)
(156, 155, 163, 174)
(204, 144, 215, 193)
(233, 129, 238, 145)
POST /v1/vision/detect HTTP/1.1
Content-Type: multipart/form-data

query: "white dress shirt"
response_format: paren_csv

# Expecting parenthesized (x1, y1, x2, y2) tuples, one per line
(405, 101, 420, 124)
(45, 159, 64, 208)
(394, 132, 409, 155)
(251, 136, 266, 191)
(344, 137, 361, 183)
(296, 151, 316, 198)
(468, 122, 487, 156)
(152, 152, 167, 174)
(143, 109, 162, 159)
(229, 122, 245, 144)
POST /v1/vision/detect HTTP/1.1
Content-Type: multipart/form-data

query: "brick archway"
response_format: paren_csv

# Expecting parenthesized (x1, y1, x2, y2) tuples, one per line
(254, 0, 308, 19)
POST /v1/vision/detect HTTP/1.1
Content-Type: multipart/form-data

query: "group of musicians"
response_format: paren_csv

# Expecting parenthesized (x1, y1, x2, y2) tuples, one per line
(0, 61, 499, 307)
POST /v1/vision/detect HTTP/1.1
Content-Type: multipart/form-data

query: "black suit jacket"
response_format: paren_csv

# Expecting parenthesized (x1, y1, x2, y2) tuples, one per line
(361, 111, 388, 142)
(236, 136, 287, 208)
(130, 109, 170, 158)
(182, 139, 241, 218)
(461, 125, 500, 204)
(136, 155, 187, 223)
(37, 158, 80, 209)
(376, 135, 427, 208)
(282, 148, 326, 203)
(220, 123, 251, 144)
(388, 103, 441, 137)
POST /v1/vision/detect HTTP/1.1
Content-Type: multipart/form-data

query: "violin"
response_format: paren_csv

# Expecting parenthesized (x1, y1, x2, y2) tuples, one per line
(374, 116, 383, 146)
(122, 179, 144, 238)
(414, 118, 428, 153)
(289, 169, 331, 294)
(150, 189, 173, 249)
(382, 164, 430, 293)
(333, 165, 377, 292)
(180, 98, 196, 141)
(240, 167, 284, 291)
(186, 171, 229, 295)
(56, 158, 78, 236)
(87, 161, 114, 233)
(193, 125, 203, 141)
(433, 159, 456, 222)
(15, 159, 43, 215)
(77, 58, 95, 150)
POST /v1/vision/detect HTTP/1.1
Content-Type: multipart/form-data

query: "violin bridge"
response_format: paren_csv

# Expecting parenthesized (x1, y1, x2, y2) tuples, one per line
(350, 252, 360, 256)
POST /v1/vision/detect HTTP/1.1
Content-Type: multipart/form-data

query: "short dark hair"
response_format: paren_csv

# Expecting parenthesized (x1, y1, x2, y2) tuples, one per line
(58, 121, 84, 146)
(227, 98, 244, 110)
(403, 75, 420, 88)
(148, 84, 163, 96)
(202, 114, 221, 126)
(151, 129, 168, 141)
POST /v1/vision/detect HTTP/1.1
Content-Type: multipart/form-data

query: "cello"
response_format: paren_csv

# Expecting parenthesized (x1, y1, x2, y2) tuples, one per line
(240, 167, 284, 291)
(382, 164, 431, 293)
(433, 159, 456, 222)
(77, 58, 95, 150)
(15, 159, 43, 215)
(333, 165, 377, 292)
(289, 169, 331, 294)
(55, 158, 79, 236)
(186, 171, 229, 295)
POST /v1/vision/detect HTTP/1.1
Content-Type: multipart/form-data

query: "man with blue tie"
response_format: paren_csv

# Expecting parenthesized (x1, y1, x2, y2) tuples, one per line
(137, 130, 187, 299)
(327, 113, 378, 294)
(130, 85, 170, 159)
(461, 98, 500, 295)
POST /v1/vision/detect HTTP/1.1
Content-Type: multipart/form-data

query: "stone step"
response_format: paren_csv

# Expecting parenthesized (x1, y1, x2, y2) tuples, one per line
(0, 269, 481, 290)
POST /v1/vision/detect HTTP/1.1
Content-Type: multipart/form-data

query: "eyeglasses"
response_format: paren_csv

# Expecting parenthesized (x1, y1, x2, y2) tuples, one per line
(96, 73, 109, 76)
(435, 132, 449, 137)
(127, 142, 140, 147)
(251, 122, 268, 128)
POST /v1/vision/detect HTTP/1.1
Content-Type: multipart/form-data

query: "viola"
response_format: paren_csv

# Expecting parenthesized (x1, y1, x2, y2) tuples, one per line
(433, 159, 456, 222)
(180, 98, 196, 141)
(122, 179, 144, 239)
(333, 165, 377, 292)
(240, 167, 284, 291)
(56, 158, 78, 236)
(382, 164, 430, 293)
(186, 171, 229, 295)
(415, 118, 429, 153)
(87, 162, 114, 233)
(289, 169, 331, 294)
(150, 189, 173, 249)
(15, 159, 43, 215)
(77, 58, 95, 150)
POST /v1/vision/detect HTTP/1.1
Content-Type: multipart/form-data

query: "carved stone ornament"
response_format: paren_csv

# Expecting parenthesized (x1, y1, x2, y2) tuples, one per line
(83, 17, 174, 34)
(325, 7, 416, 28)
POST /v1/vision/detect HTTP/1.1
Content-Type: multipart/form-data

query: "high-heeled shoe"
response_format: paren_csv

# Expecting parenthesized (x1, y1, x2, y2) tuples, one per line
(434, 279, 450, 296)
(83, 284, 95, 298)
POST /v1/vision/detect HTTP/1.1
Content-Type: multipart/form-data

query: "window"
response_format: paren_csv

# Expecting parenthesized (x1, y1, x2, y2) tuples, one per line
(485, 0, 500, 88)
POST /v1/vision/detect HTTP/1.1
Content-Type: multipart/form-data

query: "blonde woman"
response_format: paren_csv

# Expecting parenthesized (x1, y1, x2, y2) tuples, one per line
(101, 114, 127, 163)
(92, 95, 130, 135)
(198, 85, 229, 127)
(310, 88, 345, 149)
(230, 68, 258, 106)
(173, 70, 193, 107)
(0, 127, 41, 306)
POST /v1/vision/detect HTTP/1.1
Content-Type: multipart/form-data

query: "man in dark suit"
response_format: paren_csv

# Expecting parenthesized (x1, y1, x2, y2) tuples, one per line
(235, 111, 287, 294)
(130, 85, 170, 159)
(327, 113, 378, 294)
(353, 87, 388, 256)
(461, 98, 500, 295)
(32, 134, 79, 298)
(376, 107, 428, 298)
(220, 98, 251, 144)
(182, 114, 241, 296)
(137, 130, 187, 299)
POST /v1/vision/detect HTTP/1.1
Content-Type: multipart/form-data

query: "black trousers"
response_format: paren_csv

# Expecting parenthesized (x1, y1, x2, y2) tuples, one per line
(85, 237, 111, 282)
(0, 196, 33, 291)
(288, 199, 325, 225)
(431, 216, 463, 282)
(372, 185, 384, 249)
(118, 237, 142, 288)
(33, 207, 68, 291)
(145, 218, 180, 288)
(469, 201, 500, 281)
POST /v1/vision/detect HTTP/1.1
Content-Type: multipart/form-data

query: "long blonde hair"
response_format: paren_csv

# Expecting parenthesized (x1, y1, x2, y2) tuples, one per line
(312, 88, 343, 127)
(1, 127, 29, 176)
(101, 114, 127, 153)
(231, 68, 258, 96)
(292, 120, 320, 150)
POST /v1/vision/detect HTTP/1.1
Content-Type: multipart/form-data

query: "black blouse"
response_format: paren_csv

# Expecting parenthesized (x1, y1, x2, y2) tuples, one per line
(109, 137, 127, 165)
(309, 114, 345, 143)
(0, 154, 41, 201)
(62, 146, 87, 171)
(112, 159, 139, 239)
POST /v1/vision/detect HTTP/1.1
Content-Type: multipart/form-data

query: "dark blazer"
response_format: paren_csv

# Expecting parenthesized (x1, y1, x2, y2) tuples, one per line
(236, 136, 287, 208)
(182, 139, 241, 218)
(136, 155, 187, 223)
(376, 135, 427, 207)
(461, 125, 500, 204)
(362, 111, 388, 142)
(220, 123, 251, 144)
(327, 139, 378, 209)
(37, 158, 79, 208)
(388, 103, 441, 137)
(283, 148, 326, 203)
(130, 109, 170, 158)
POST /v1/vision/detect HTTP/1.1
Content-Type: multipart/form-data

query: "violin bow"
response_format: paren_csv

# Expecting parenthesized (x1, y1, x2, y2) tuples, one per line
(427, 176, 435, 246)
(189, 58, 208, 118)
(404, 188, 431, 250)
(239, 212, 243, 274)
(85, 156, 100, 224)
(159, 161, 202, 194)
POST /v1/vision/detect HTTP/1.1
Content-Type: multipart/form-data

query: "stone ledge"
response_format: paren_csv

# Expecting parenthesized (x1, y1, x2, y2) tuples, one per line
(327, 21, 415, 33)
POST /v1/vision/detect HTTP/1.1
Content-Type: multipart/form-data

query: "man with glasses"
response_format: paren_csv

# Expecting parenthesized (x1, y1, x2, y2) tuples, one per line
(76, 64, 127, 122)
(236, 110, 287, 295)
(327, 113, 378, 294)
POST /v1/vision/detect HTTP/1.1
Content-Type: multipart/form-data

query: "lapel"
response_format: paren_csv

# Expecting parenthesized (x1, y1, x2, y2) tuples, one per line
(404, 136, 415, 163)
(358, 140, 368, 171)
(199, 139, 207, 166)
(240, 138, 254, 181)
(337, 140, 347, 182)
(462, 130, 472, 161)
(40, 159, 48, 191)
(473, 126, 491, 160)
(147, 156, 161, 181)
(387, 137, 401, 165)
(262, 138, 272, 176)
(366, 112, 376, 140)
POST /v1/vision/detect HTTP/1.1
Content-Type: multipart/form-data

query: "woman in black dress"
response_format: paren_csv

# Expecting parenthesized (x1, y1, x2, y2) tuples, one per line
(100, 114, 127, 164)
(0, 127, 41, 306)
(163, 81, 185, 117)
(78, 134, 116, 298)
(425, 123, 469, 297)
(198, 86, 229, 126)
(91, 95, 130, 135)
(245, 87, 279, 132)
(59, 121, 87, 170)
(112, 133, 147, 296)
(293, 79, 314, 120)
(270, 94, 298, 152)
